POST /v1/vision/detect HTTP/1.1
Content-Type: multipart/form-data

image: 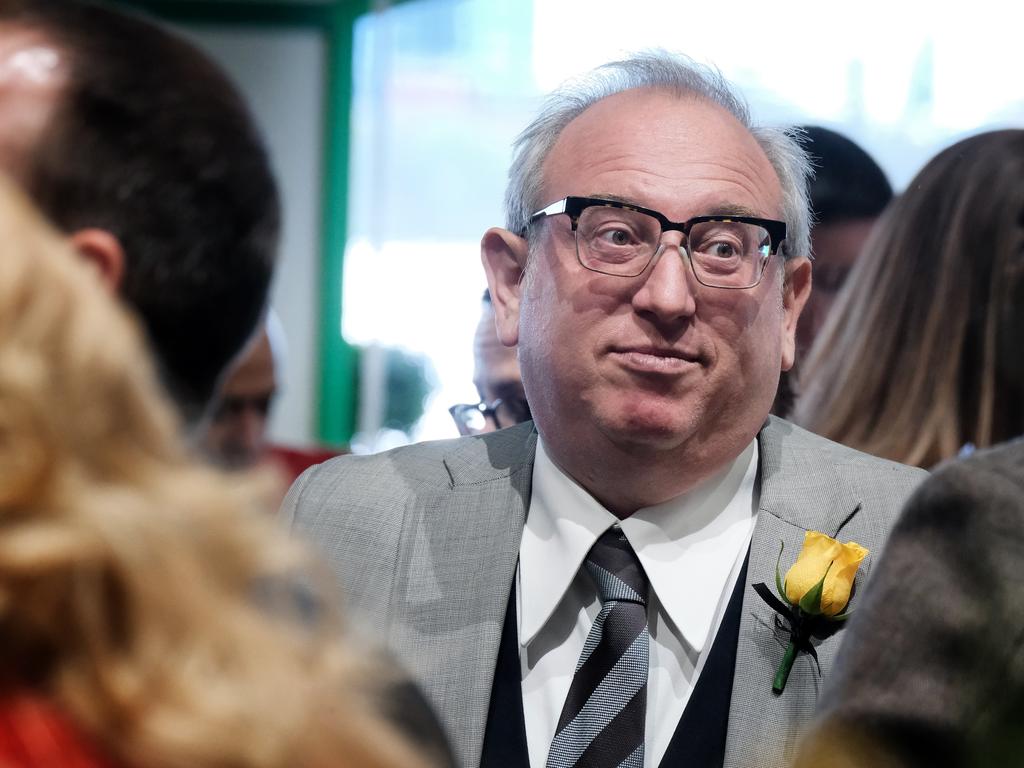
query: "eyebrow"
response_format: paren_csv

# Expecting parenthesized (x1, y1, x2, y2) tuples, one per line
(587, 194, 770, 221)
(589, 192, 639, 206)
(703, 203, 766, 219)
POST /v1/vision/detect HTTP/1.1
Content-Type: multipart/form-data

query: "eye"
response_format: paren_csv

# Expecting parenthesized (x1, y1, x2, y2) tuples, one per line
(693, 232, 743, 260)
(706, 239, 740, 259)
(596, 226, 638, 247)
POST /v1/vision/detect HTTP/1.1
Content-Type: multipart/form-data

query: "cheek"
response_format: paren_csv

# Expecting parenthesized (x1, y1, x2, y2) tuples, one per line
(516, 264, 575, 406)
(703, 286, 785, 372)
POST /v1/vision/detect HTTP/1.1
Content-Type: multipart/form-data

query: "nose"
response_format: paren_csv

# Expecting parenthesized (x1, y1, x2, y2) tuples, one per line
(630, 236, 698, 324)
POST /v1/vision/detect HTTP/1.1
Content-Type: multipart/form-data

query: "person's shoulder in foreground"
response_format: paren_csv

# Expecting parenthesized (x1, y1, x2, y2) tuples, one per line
(796, 439, 1024, 768)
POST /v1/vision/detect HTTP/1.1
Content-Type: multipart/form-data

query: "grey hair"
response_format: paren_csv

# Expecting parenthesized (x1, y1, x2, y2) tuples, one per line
(505, 50, 811, 260)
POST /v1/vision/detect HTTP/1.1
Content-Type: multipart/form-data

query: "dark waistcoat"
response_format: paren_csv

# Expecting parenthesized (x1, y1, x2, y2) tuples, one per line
(480, 554, 750, 768)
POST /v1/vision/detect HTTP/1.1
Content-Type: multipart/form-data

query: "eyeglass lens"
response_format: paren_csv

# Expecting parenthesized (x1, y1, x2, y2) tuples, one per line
(576, 206, 771, 287)
(449, 395, 532, 436)
(494, 396, 531, 428)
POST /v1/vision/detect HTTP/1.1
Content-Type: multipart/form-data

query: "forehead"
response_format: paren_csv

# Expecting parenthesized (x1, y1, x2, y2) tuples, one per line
(222, 332, 277, 396)
(540, 87, 783, 220)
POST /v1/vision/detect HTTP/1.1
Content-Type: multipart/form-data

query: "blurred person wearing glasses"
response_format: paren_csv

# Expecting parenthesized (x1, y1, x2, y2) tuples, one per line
(449, 289, 531, 436)
(284, 52, 924, 768)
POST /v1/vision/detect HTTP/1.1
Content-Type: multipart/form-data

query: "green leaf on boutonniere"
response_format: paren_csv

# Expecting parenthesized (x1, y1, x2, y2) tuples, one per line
(774, 541, 787, 603)
(797, 561, 833, 615)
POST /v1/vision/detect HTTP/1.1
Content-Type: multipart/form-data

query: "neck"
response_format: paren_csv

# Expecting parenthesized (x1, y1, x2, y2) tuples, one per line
(541, 429, 754, 517)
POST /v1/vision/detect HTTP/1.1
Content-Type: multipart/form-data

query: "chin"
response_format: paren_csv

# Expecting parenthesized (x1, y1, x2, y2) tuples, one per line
(599, 399, 700, 452)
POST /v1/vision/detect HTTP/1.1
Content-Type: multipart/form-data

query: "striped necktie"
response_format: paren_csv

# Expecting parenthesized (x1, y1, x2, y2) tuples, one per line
(546, 527, 650, 768)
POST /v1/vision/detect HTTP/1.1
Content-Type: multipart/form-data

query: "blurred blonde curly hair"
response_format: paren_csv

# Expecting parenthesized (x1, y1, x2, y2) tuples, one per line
(0, 174, 422, 768)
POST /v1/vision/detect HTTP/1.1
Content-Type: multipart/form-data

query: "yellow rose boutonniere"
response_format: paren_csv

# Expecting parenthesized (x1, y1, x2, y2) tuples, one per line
(752, 531, 868, 693)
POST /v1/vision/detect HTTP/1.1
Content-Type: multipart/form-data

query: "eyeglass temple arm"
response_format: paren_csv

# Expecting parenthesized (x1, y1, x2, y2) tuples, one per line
(521, 199, 570, 235)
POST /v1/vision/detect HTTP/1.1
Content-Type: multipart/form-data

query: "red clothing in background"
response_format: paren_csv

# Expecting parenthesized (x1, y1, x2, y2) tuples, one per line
(266, 444, 345, 485)
(0, 693, 118, 767)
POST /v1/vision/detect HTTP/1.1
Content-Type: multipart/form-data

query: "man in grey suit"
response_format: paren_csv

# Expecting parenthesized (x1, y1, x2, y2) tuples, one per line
(283, 52, 925, 768)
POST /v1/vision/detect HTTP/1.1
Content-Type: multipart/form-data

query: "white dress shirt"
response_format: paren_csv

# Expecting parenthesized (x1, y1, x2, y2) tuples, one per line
(517, 437, 759, 768)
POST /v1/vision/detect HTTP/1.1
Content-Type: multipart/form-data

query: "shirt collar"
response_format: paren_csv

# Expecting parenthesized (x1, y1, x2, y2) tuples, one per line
(519, 437, 758, 652)
(518, 438, 617, 645)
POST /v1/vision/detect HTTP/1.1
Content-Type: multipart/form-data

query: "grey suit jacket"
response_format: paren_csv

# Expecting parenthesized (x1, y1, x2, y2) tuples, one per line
(282, 417, 926, 768)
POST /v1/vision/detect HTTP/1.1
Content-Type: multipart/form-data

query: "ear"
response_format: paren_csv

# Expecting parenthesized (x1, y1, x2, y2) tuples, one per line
(68, 228, 125, 293)
(481, 227, 528, 347)
(780, 257, 812, 372)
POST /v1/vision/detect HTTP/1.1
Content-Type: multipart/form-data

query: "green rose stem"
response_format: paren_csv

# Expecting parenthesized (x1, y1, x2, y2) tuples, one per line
(773, 639, 799, 693)
(773, 563, 830, 694)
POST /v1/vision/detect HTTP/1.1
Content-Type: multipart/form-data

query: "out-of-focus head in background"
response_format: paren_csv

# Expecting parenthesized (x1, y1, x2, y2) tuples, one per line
(204, 312, 287, 469)
(450, 289, 530, 436)
(796, 125, 893, 358)
(0, 0, 280, 428)
(795, 129, 1024, 467)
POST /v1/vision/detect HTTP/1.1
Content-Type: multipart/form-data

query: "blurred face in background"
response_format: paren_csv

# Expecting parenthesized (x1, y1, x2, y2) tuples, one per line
(797, 217, 878, 357)
(473, 302, 527, 427)
(204, 328, 277, 469)
(450, 302, 530, 435)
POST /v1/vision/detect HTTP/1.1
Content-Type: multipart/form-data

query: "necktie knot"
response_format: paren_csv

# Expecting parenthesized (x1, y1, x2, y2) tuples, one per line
(584, 528, 648, 607)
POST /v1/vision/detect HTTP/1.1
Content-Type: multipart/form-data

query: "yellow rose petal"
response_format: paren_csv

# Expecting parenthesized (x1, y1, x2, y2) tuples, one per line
(820, 540, 868, 616)
(784, 531, 841, 608)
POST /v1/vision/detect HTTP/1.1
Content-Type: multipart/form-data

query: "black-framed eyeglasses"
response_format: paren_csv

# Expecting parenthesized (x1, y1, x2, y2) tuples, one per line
(524, 196, 787, 289)
(448, 396, 532, 436)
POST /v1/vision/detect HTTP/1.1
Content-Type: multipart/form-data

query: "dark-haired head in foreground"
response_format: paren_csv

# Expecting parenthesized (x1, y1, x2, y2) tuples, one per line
(0, 0, 280, 427)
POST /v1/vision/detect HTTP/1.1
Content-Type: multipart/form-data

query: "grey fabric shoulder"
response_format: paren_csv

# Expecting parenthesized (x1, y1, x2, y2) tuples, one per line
(282, 422, 535, 524)
(759, 416, 928, 536)
(763, 415, 927, 480)
(725, 418, 929, 768)
(277, 422, 536, 634)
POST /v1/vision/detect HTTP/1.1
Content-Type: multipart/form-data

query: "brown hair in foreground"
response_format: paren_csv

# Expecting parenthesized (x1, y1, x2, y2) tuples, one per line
(794, 129, 1024, 468)
(0, 174, 418, 767)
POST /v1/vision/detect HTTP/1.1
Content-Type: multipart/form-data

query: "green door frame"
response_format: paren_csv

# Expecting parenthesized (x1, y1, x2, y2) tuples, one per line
(113, 0, 410, 445)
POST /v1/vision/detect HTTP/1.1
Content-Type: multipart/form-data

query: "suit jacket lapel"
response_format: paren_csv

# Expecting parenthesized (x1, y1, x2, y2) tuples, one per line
(388, 424, 536, 768)
(723, 417, 863, 768)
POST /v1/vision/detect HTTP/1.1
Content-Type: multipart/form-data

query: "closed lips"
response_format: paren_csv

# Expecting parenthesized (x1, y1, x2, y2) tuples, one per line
(609, 346, 707, 372)
(613, 346, 703, 362)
